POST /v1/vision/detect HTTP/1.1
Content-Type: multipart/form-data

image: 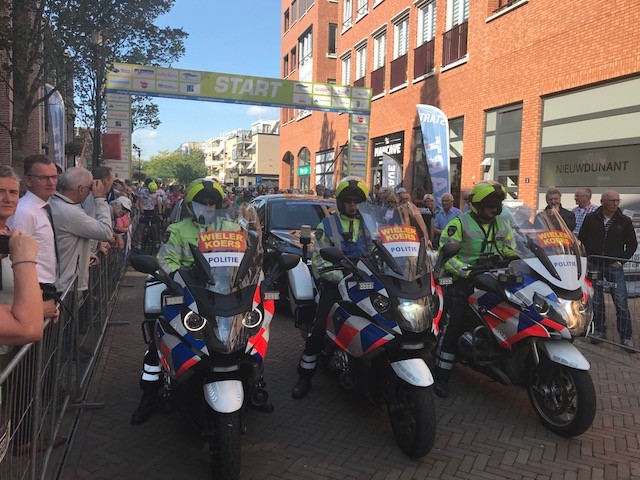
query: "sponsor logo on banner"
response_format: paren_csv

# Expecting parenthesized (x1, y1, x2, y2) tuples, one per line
(157, 82, 179, 92)
(349, 152, 367, 161)
(108, 78, 132, 88)
(349, 162, 367, 170)
(107, 93, 130, 103)
(293, 93, 312, 104)
(156, 68, 179, 81)
(352, 99, 370, 110)
(181, 71, 201, 82)
(351, 134, 368, 142)
(351, 143, 367, 152)
(106, 128, 129, 136)
(313, 84, 332, 95)
(133, 79, 155, 90)
(107, 119, 130, 129)
(332, 86, 351, 97)
(107, 102, 130, 112)
(536, 230, 573, 248)
(110, 65, 132, 76)
(351, 88, 371, 99)
(313, 96, 331, 107)
(379, 226, 419, 257)
(134, 68, 155, 77)
(351, 114, 369, 124)
(198, 231, 246, 252)
(181, 83, 200, 94)
(107, 111, 130, 120)
(294, 82, 312, 93)
(332, 97, 351, 108)
(351, 124, 369, 134)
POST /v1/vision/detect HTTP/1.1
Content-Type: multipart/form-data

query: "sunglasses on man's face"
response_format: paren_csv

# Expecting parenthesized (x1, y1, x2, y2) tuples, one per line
(343, 197, 360, 204)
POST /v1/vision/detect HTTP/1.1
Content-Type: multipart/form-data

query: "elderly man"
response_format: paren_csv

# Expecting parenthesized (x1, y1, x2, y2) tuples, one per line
(579, 190, 637, 353)
(572, 187, 598, 235)
(49, 167, 113, 294)
(7, 155, 59, 315)
(434, 193, 461, 239)
(541, 187, 576, 232)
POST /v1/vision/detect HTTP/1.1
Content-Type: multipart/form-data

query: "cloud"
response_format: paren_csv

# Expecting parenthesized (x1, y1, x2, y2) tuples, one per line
(246, 105, 279, 118)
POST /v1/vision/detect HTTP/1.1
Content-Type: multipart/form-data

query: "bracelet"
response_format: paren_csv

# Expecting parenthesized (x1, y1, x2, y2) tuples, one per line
(11, 260, 37, 268)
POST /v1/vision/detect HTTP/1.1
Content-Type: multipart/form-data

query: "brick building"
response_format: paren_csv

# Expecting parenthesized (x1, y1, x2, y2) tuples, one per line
(279, 0, 640, 209)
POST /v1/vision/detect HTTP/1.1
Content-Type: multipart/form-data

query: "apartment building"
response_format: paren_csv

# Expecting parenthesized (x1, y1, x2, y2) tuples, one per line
(279, 0, 640, 208)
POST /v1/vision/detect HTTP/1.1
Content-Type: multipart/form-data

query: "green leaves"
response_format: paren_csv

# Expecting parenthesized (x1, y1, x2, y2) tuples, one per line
(145, 150, 208, 185)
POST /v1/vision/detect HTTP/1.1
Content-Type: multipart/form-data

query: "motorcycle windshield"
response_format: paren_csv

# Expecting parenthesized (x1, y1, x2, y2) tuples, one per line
(510, 204, 586, 292)
(190, 206, 264, 295)
(358, 202, 432, 281)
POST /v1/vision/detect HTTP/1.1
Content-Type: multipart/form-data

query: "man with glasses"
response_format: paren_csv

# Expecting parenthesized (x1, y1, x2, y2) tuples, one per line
(291, 177, 369, 399)
(8, 155, 60, 312)
(572, 187, 598, 236)
(48, 167, 113, 294)
(579, 190, 637, 353)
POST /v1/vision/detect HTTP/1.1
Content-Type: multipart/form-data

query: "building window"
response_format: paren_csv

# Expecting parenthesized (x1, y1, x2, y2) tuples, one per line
(299, 28, 313, 68)
(448, 0, 469, 28)
(373, 31, 386, 70)
(356, 43, 367, 80)
(315, 150, 336, 189)
(443, 0, 468, 65)
(284, 9, 290, 32)
(343, 0, 353, 29)
(394, 16, 409, 58)
(290, 47, 297, 71)
(328, 23, 338, 56)
(341, 54, 352, 85)
(357, 0, 369, 19)
(292, 0, 298, 23)
(283, 55, 289, 77)
(418, 1, 436, 45)
(484, 105, 522, 199)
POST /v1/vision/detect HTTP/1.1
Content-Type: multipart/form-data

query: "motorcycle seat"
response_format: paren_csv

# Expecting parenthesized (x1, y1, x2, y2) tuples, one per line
(473, 273, 503, 293)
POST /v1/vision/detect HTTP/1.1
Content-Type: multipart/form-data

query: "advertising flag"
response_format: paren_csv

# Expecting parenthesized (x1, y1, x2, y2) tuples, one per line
(45, 84, 65, 170)
(381, 153, 402, 189)
(417, 104, 450, 208)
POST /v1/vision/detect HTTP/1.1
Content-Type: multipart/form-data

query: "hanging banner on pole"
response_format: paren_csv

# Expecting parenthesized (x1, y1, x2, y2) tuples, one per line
(417, 104, 450, 208)
(45, 84, 66, 170)
(381, 153, 402, 190)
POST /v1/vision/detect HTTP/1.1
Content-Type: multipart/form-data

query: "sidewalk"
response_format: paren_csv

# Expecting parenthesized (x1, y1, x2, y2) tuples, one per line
(61, 269, 640, 480)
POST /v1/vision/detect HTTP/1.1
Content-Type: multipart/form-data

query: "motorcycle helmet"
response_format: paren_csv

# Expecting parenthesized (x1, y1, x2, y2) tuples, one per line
(185, 178, 224, 224)
(148, 181, 158, 193)
(335, 176, 368, 215)
(468, 181, 506, 221)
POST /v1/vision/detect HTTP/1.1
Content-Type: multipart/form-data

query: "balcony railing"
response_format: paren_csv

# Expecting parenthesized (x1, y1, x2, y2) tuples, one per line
(371, 66, 385, 97)
(413, 39, 435, 78)
(353, 77, 365, 87)
(390, 54, 408, 90)
(442, 21, 468, 66)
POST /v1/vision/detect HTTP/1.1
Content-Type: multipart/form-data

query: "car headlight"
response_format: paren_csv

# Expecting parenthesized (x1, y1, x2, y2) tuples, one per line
(371, 293, 390, 313)
(184, 310, 207, 332)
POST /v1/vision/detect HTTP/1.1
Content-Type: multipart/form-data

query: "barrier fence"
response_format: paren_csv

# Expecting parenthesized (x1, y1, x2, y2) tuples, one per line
(586, 254, 640, 354)
(0, 245, 129, 480)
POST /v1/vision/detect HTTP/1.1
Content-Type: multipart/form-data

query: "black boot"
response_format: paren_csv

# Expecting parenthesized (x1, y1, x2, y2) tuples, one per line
(131, 392, 159, 425)
(291, 374, 313, 399)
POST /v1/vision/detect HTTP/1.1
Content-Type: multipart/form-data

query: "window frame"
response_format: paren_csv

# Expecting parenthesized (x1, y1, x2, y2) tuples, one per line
(417, 1, 436, 46)
(373, 29, 387, 70)
(393, 15, 409, 59)
(355, 43, 367, 80)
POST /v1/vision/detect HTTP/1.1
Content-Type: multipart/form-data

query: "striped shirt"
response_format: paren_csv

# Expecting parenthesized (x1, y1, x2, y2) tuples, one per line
(572, 203, 598, 235)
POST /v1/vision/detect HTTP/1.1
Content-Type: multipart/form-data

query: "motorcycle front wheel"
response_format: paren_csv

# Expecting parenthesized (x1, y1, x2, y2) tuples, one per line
(386, 380, 436, 458)
(209, 411, 241, 480)
(527, 361, 596, 437)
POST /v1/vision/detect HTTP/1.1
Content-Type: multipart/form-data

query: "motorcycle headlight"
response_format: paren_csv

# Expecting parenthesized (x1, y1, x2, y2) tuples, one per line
(563, 297, 593, 335)
(533, 293, 550, 316)
(371, 293, 390, 313)
(397, 297, 434, 332)
(183, 310, 207, 332)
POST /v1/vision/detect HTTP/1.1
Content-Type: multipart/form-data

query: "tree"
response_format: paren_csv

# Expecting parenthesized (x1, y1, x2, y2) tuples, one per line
(0, 0, 187, 172)
(145, 150, 208, 185)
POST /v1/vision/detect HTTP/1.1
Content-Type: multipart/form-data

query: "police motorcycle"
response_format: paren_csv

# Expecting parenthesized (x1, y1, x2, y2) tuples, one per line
(435, 206, 596, 437)
(311, 202, 443, 458)
(130, 207, 299, 480)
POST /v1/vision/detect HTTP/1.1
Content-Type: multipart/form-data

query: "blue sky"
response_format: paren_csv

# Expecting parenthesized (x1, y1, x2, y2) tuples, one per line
(131, 1, 282, 160)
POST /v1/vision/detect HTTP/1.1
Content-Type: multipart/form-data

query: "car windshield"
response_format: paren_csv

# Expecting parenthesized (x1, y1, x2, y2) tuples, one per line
(269, 200, 333, 230)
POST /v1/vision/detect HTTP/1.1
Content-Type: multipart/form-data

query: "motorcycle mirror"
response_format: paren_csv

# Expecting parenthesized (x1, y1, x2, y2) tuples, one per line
(320, 247, 346, 264)
(130, 254, 161, 274)
(278, 253, 300, 271)
(300, 224, 312, 244)
(433, 242, 461, 276)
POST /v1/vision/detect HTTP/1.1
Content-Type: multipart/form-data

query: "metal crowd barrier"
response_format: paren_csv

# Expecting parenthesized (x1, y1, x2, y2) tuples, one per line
(586, 255, 640, 355)
(0, 241, 130, 480)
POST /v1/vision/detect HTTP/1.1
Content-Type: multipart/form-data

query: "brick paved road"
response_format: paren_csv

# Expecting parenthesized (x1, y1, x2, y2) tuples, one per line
(61, 270, 640, 480)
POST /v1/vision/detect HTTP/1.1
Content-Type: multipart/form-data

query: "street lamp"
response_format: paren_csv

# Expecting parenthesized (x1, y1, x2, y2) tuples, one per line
(132, 143, 142, 173)
(91, 30, 107, 168)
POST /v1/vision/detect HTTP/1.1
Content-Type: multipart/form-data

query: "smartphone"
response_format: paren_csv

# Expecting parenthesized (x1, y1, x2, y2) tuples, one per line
(0, 235, 9, 255)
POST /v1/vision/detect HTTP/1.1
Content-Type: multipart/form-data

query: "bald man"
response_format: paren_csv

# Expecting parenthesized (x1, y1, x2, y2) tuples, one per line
(579, 190, 637, 353)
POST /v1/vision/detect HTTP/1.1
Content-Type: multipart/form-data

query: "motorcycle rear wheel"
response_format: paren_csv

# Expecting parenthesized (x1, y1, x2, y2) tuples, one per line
(387, 381, 436, 458)
(527, 362, 596, 437)
(209, 411, 241, 480)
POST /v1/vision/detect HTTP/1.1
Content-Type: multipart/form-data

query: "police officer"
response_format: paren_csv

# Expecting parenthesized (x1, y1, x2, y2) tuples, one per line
(432, 181, 516, 398)
(291, 177, 369, 399)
